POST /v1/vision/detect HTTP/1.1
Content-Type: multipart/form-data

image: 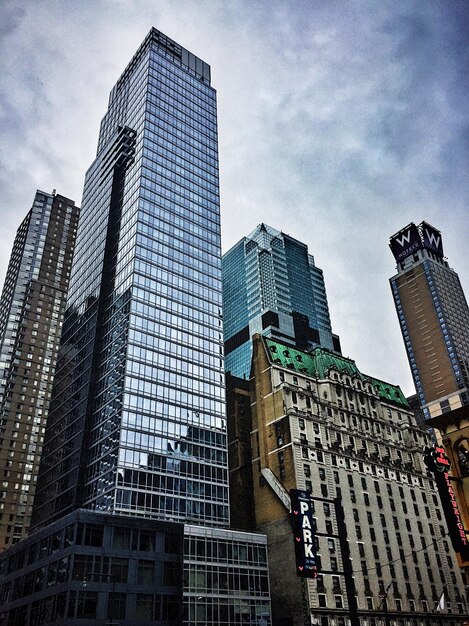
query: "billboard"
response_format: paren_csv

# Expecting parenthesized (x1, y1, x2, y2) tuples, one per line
(290, 489, 318, 578)
(424, 446, 469, 561)
(421, 221, 444, 258)
(389, 223, 421, 262)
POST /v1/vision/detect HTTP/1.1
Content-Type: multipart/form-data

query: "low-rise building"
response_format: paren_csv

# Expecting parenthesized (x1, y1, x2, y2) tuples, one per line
(0, 509, 270, 625)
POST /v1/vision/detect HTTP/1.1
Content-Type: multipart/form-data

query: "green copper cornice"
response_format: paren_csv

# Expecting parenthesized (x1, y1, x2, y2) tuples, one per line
(264, 338, 408, 408)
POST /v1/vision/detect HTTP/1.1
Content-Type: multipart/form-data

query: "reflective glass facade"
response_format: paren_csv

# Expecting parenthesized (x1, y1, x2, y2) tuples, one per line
(32, 29, 228, 528)
(0, 511, 270, 626)
(184, 525, 270, 625)
(222, 223, 340, 379)
(0, 191, 78, 548)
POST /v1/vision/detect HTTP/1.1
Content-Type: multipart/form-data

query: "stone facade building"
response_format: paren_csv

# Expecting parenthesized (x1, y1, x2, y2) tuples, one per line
(228, 334, 468, 625)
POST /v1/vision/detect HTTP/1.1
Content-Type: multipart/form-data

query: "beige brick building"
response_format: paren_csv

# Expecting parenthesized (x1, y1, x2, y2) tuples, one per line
(228, 334, 468, 626)
(0, 191, 79, 549)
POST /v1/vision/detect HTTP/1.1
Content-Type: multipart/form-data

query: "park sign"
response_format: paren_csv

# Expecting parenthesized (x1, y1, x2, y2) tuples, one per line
(290, 489, 318, 578)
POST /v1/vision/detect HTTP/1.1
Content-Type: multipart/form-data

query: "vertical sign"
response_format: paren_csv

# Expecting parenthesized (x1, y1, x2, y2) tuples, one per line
(290, 489, 318, 578)
(424, 446, 469, 561)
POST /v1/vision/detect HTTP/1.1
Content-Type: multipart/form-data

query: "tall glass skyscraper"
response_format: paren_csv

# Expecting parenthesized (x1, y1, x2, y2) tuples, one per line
(0, 190, 78, 549)
(222, 223, 341, 379)
(389, 221, 469, 419)
(0, 28, 270, 626)
(32, 29, 227, 529)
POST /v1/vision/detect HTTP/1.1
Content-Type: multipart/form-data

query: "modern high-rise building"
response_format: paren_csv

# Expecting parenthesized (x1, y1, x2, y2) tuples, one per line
(389, 221, 469, 420)
(0, 190, 79, 549)
(228, 334, 468, 625)
(0, 29, 270, 625)
(222, 223, 341, 379)
(32, 27, 225, 531)
(390, 224, 469, 581)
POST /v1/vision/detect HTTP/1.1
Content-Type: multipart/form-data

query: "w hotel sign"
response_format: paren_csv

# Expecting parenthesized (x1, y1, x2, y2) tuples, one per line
(390, 221, 444, 262)
(421, 221, 444, 257)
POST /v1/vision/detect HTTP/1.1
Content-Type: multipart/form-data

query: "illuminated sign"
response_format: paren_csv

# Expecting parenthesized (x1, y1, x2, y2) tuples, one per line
(290, 489, 318, 578)
(421, 221, 444, 258)
(389, 223, 421, 262)
(425, 446, 469, 561)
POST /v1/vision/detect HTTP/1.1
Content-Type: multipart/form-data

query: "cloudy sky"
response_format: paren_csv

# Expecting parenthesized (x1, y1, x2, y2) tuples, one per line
(1, 0, 468, 396)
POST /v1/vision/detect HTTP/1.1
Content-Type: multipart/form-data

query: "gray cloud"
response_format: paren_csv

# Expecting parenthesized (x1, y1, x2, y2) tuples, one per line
(1, 0, 468, 396)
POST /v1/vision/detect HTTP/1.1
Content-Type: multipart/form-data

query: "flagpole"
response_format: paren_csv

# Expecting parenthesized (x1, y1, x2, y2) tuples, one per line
(378, 581, 393, 626)
(434, 591, 446, 613)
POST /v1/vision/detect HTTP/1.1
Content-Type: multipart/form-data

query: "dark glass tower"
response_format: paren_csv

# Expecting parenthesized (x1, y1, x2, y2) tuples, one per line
(222, 223, 341, 379)
(0, 30, 270, 626)
(389, 221, 469, 419)
(32, 29, 226, 528)
(0, 190, 79, 548)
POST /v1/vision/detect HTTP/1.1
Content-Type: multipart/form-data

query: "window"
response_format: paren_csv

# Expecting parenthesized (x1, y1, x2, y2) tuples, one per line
(72, 555, 94, 582)
(132, 530, 154, 552)
(68, 591, 98, 619)
(136, 594, 154, 620)
(107, 593, 126, 620)
(163, 561, 179, 586)
(77, 524, 103, 547)
(110, 558, 128, 583)
(137, 560, 155, 584)
(164, 533, 180, 554)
